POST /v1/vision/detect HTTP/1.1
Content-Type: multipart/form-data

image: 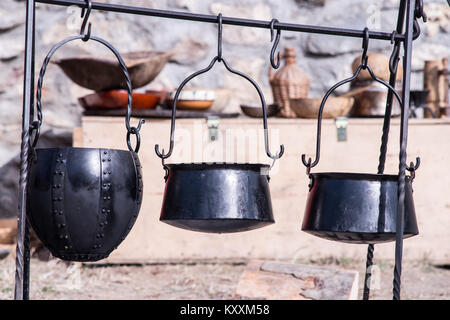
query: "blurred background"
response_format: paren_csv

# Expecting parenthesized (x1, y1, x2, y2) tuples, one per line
(1, 0, 449, 167)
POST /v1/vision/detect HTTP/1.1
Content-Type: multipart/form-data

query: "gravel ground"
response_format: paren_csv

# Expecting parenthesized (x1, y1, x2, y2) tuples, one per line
(0, 252, 448, 300)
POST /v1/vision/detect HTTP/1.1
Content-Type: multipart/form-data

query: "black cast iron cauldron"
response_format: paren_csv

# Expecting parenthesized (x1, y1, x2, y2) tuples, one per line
(300, 42, 419, 244)
(27, 34, 145, 262)
(302, 173, 418, 244)
(154, 14, 284, 233)
(160, 163, 274, 233)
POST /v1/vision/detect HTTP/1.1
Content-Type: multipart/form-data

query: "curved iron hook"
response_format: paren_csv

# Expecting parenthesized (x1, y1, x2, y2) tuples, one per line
(415, 0, 427, 22)
(412, 0, 427, 40)
(389, 31, 400, 75)
(217, 13, 222, 62)
(412, 19, 421, 40)
(269, 19, 281, 69)
(80, 0, 92, 42)
(406, 157, 420, 172)
(221, 58, 284, 160)
(301, 30, 403, 172)
(155, 13, 284, 162)
(361, 27, 369, 68)
(34, 35, 143, 153)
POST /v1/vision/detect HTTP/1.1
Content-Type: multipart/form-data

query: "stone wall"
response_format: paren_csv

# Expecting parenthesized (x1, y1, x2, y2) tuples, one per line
(0, 0, 449, 208)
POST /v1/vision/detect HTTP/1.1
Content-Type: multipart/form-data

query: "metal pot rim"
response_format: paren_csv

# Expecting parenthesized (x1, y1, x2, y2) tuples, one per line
(165, 162, 270, 171)
(310, 172, 411, 182)
(34, 147, 134, 155)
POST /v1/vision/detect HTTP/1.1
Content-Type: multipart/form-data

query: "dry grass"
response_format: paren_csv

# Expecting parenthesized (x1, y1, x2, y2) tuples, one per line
(0, 252, 448, 300)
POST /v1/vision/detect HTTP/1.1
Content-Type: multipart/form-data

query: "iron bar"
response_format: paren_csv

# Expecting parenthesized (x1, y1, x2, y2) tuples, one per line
(35, 0, 406, 42)
(363, 0, 407, 301)
(393, 0, 415, 300)
(14, 0, 35, 301)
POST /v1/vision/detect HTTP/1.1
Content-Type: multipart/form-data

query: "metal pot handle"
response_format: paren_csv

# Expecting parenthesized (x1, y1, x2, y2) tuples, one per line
(155, 13, 284, 166)
(32, 35, 144, 153)
(301, 28, 403, 174)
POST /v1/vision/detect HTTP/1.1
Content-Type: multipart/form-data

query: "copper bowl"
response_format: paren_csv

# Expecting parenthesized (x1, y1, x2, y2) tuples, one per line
(290, 97, 354, 119)
(166, 99, 214, 111)
(79, 90, 160, 110)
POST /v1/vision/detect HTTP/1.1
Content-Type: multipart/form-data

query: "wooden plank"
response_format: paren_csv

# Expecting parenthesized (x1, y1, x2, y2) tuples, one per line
(72, 127, 83, 148)
(235, 260, 358, 300)
(0, 218, 16, 229)
(0, 228, 15, 244)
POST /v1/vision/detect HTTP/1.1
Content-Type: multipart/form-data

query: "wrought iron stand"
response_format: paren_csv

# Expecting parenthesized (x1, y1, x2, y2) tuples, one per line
(15, 0, 425, 300)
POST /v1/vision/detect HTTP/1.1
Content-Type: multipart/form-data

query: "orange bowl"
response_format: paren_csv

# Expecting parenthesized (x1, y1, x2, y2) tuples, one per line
(79, 90, 160, 110)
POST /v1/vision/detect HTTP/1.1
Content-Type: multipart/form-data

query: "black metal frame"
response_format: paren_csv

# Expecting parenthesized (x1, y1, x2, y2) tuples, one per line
(15, 0, 422, 300)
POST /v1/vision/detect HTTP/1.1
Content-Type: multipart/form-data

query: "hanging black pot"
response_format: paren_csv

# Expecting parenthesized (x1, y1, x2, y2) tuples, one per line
(300, 31, 419, 244)
(154, 14, 284, 233)
(302, 173, 418, 243)
(27, 32, 145, 262)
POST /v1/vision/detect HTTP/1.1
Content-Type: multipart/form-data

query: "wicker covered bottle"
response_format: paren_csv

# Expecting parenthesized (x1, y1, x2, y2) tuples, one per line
(269, 47, 310, 118)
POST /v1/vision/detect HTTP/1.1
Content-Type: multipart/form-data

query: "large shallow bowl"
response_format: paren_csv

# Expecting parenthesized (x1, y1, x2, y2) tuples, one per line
(79, 90, 160, 110)
(54, 51, 173, 91)
(240, 104, 280, 118)
(302, 172, 419, 244)
(290, 97, 354, 119)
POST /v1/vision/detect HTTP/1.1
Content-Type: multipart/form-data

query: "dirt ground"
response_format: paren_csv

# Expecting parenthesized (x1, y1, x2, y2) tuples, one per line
(0, 251, 449, 300)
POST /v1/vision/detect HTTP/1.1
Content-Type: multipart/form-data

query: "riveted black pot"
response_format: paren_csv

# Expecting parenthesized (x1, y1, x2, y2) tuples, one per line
(160, 163, 274, 233)
(302, 173, 419, 244)
(27, 148, 143, 261)
(26, 34, 145, 261)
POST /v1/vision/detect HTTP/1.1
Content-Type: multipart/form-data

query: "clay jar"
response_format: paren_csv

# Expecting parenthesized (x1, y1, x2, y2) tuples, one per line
(269, 47, 310, 118)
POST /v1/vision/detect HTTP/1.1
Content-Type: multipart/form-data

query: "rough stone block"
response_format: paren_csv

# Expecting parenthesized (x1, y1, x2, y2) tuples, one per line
(235, 260, 359, 300)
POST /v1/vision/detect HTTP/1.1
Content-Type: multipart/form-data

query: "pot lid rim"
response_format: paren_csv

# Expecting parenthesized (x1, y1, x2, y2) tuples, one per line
(34, 146, 132, 153)
(310, 172, 411, 181)
(165, 162, 270, 170)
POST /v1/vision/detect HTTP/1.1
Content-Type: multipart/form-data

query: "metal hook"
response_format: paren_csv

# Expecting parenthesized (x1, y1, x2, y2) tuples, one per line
(80, 0, 92, 42)
(34, 35, 143, 153)
(270, 19, 281, 69)
(389, 31, 400, 75)
(155, 19, 284, 164)
(361, 27, 369, 68)
(217, 13, 222, 62)
(415, 0, 427, 22)
(412, 0, 427, 40)
(406, 157, 420, 181)
(301, 50, 403, 172)
(406, 157, 420, 172)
